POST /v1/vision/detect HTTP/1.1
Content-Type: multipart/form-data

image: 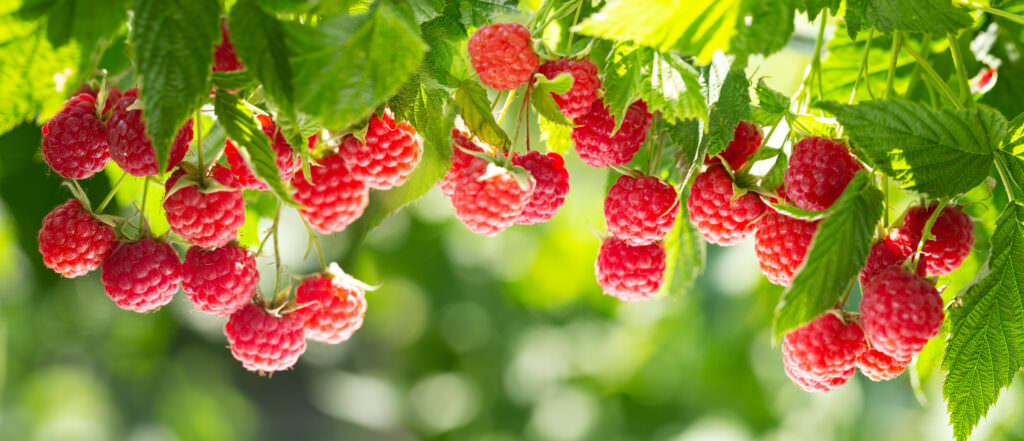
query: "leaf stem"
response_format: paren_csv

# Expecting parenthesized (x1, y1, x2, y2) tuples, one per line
(496, 88, 518, 126)
(902, 43, 962, 109)
(565, 0, 584, 54)
(272, 200, 282, 296)
(300, 216, 328, 272)
(139, 176, 151, 237)
(850, 29, 874, 103)
(886, 32, 903, 98)
(96, 172, 128, 213)
(912, 200, 947, 267)
(948, 33, 973, 107)
(195, 112, 205, 186)
(813, 12, 828, 104)
(994, 155, 1018, 201)
(957, 0, 1024, 25)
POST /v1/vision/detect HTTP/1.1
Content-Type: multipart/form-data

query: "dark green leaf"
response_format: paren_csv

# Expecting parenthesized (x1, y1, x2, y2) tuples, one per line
(798, 0, 839, 18)
(454, 81, 510, 149)
(773, 172, 883, 339)
(212, 70, 257, 91)
(661, 203, 706, 296)
(421, 16, 472, 88)
(845, 0, 972, 38)
(819, 100, 1007, 197)
(132, 0, 220, 171)
(214, 90, 297, 205)
(943, 202, 1024, 441)
(705, 69, 752, 157)
(530, 72, 575, 126)
(0, 16, 79, 134)
(730, 0, 795, 59)
(450, 0, 519, 28)
(230, 0, 296, 124)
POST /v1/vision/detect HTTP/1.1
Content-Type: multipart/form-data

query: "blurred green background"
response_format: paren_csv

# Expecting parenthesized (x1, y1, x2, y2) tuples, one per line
(3, 13, 1024, 441)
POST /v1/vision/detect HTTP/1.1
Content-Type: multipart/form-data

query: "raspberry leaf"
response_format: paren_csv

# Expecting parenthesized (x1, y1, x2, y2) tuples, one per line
(537, 114, 572, 154)
(753, 79, 790, 126)
(845, 0, 972, 40)
(212, 70, 257, 91)
(798, 0, 840, 19)
(600, 46, 706, 129)
(820, 99, 1008, 198)
(704, 68, 752, 158)
(530, 72, 575, 126)
(759, 151, 787, 194)
(0, 17, 80, 134)
(213, 90, 297, 206)
(132, 0, 220, 172)
(229, 0, 297, 127)
(454, 81, 511, 149)
(820, 26, 915, 103)
(728, 0, 795, 61)
(943, 202, 1024, 441)
(772, 172, 883, 340)
(661, 203, 705, 297)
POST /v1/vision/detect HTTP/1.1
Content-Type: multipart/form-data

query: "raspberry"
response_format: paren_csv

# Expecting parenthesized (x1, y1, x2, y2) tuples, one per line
(291, 145, 369, 234)
(257, 114, 301, 180)
(182, 245, 258, 316)
(107, 89, 194, 177)
(861, 266, 944, 359)
(224, 140, 267, 190)
(781, 313, 867, 392)
(857, 345, 912, 381)
(294, 269, 368, 344)
(467, 23, 538, 90)
(704, 121, 763, 171)
(754, 213, 819, 286)
(224, 303, 306, 373)
(859, 239, 911, 287)
(224, 120, 304, 191)
(101, 239, 182, 313)
(536, 59, 601, 119)
(572, 100, 652, 167)
(75, 84, 122, 115)
(163, 165, 246, 249)
(340, 111, 422, 190)
(439, 130, 485, 198)
(595, 237, 666, 302)
(686, 165, 766, 245)
(214, 21, 244, 72)
(452, 160, 535, 236)
(38, 199, 115, 277)
(604, 175, 678, 246)
(511, 151, 569, 224)
(897, 204, 975, 276)
(41, 94, 110, 179)
(783, 137, 861, 211)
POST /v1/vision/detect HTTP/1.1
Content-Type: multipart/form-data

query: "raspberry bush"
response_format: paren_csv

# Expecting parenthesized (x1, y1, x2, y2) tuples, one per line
(6, 1, 1024, 440)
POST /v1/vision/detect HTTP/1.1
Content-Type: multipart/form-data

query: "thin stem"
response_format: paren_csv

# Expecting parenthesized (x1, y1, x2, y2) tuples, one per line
(882, 174, 890, 226)
(139, 176, 151, 237)
(836, 280, 856, 307)
(300, 216, 327, 271)
(565, 0, 584, 54)
(496, 88, 518, 126)
(905, 33, 930, 96)
(994, 155, 1018, 201)
(813, 12, 828, 104)
(850, 29, 874, 104)
(957, 0, 1024, 25)
(886, 32, 904, 98)
(948, 33, 973, 107)
(902, 43, 962, 109)
(272, 201, 282, 295)
(913, 200, 948, 265)
(490, 90, 506, 112)
(96, 172, 128, 213)
(195, 112, 205, 186)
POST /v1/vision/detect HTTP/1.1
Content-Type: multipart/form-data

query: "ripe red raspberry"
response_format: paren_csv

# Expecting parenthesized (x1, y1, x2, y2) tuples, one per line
(291, 145, 369, 234)
(859, 239, 911, 287)
(214, 21, 244, 72)
(537, 59, 601, 119)
(511, 151, 569, 224)
(452, 160, 535, 236)
(896, 204, 974, 276)
(439, 130, 486, 198)
(604, 175, 678, 246)
(182, 245, 257, 316)
(38, 199, 115, 277)
(107, 89, 194, 177)
(704, 121, 763, 171)
(857, 345, 912, 381)
(781, 313, 867, 392)
(572, 100, 652, 167)
(861, 266, 944, 359)
(294, 266, 369, 344)
(686, 165, 766, 245)
(467, 23, 538, 90)
(224, 303, 306, 373)
(224, 140, 267, 190)
(784, 363, 849, 393)
(754, 213, 819, 286)
(41, 94, 110, 179)
(101, 239, 181, 313)
(75, 84, 122, 115)
(595, 237, 666, 302)
(163, 165, 245, 249)
(784, 137, 861, 211)
(340, 111, 422, 190)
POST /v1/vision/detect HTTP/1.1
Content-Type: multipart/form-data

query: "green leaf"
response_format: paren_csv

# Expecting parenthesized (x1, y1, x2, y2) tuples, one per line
(729, 0, 795, 59)
(450, 0, 519, 29)
(798, 0, 839, 18)
(530, 72, 574, 126)
(755, 79, 790, 118)
(132, 0, 220, 172)
(44, 0, 129, 82)
(1003, 112, 1024, 154)
(845, 0, 972, 39)
(820, 25, 916, 103)
(214, 90, 297, 205)
(601, 44, 647, 131)
(705, 68, 752, 157)
(661, 203, 706, 296)
(286, 2, 426, 130)
(819, 100, 1007, 198)
(642, 51, 707, 122)
(454, 80, 509, 149)
(760, 151, 787, 192)
(773, 172, 883, 339)
(229, 0, 296, 120)
(943, 202, 1024, 441)
(575, 0, 742, 64)
(212, 70, 257, 91)
(538, 113, 573, 154)
(0, 15, 79, 134)
(421, 16, 473, 88)
(666, 118, 703, 185)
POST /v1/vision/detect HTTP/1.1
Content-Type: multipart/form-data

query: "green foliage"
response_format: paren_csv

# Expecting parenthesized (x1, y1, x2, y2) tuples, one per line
(773, 173, 883, 339)
(229, 0, 297, 129)
(599, 45, 706, 128)
(213, 90, 297, 205)
(943, 202, 1024, 441)
(798, 0, 840, 18)
(42, 0, 129, 80)
(530, 72, 574, 126)
(819, 26, 916, 103)
(454, 80, 510, 148)
(820, 100, 1007, 198)
(754, 79, 790, 125)
(705, 69, 752, 157)
(846, 0, 973, 40)
(729, 0, 795, 61)
(661, 203, 705, 297)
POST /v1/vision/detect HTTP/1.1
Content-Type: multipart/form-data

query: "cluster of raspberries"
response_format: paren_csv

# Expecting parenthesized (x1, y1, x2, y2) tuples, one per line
(35, 24, 427, 374)
(683, 121, 971, 391)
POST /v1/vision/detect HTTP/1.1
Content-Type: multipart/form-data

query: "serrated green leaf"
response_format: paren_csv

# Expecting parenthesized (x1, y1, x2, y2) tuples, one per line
(0, 14, 79, 134)
(820, 100, 1007, 198)
(575, 0, 742, 64)
(798, 0, 839, 18)
(212, 70, 257, 91)
(765, 199, 826, 221)
(1003, 112, 1024, 154)
(756, 79, 790, 117)
(132, 0, 220, 172)
(705, 69, 752, 157)
(643, 51, 706, 122)
(286, 3, 426, 130)
(820, 25, 915, 103)
(661, 203, 705, 297)
(997, 152, 1024, 198)
(214, 90, 297, 206)
(530, 72, 574, 126)
(729, 0, 795, 59)
(451, 0, 519, 28)
(761, 151, 787, 192)
(790, 113, 838, 138)
(44, 0, 128, 83)
(943, 202, 1024, 441)
(421, 15, 472, 88)
(601, 44, 647, 131)
(845, 0, 972, 39)
(773, 172, 882, 339)
(454, 80, 510, 148)
(230, 0, 296, 121)
(666, 118, 703, 185)
(538, 113, 572, 154)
